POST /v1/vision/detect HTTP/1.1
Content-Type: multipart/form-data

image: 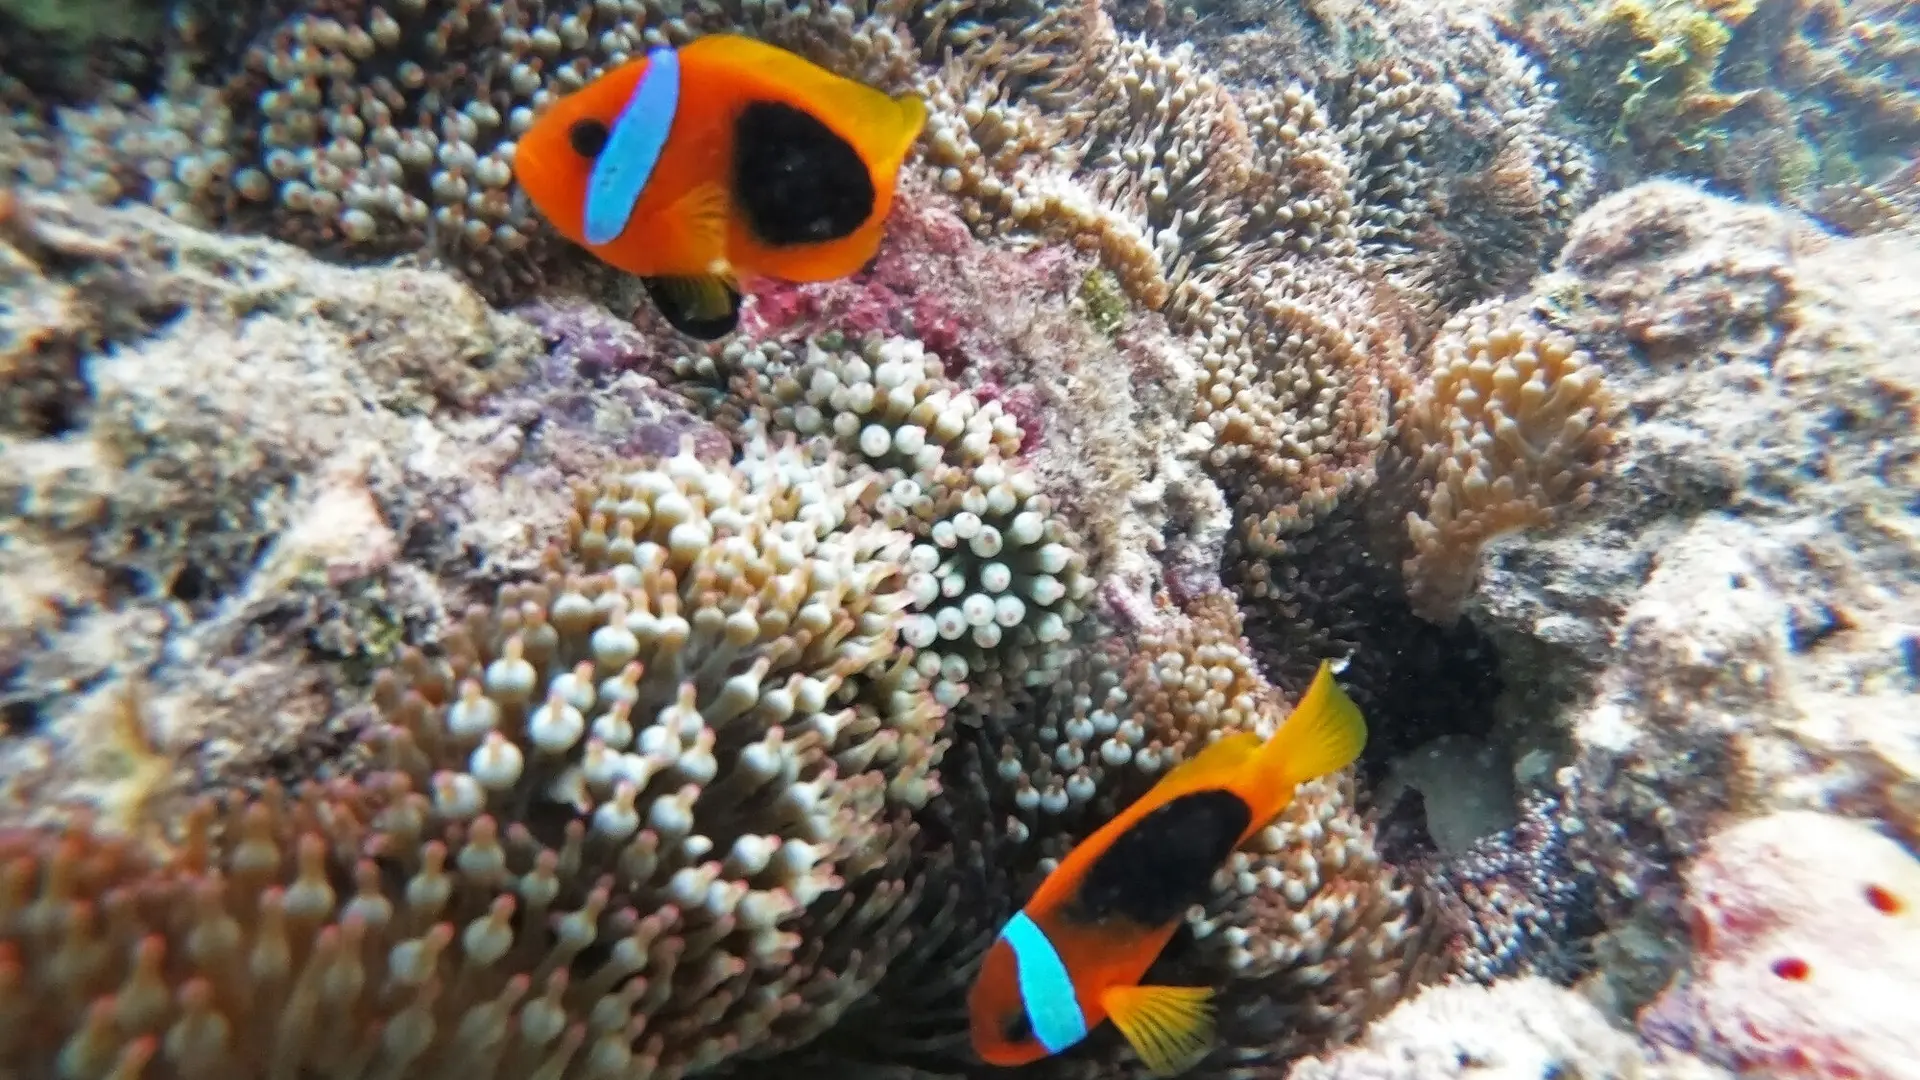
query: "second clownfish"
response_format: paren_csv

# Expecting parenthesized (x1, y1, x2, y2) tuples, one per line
(968, 660, 1369, 1077)
(512, 34, 927, 339)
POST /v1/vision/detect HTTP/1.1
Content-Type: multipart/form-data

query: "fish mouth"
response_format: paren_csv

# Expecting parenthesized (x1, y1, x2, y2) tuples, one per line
(505, 140, 570, 234)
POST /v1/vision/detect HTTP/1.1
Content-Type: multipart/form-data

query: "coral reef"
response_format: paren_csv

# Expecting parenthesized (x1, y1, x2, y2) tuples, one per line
(1443, 181, 1920, 1007)
(0, 396, 952, 1078)
(11, 0, 1918, 1078)
(0, 190, 687, 818)
(918, 0, 1594, 553)
(1289, 976, 1729, 1080)
(1640, 811, 1920, 1079)
(1, 0, 926, 296)
(711, 335, 1094, 704)
(2, 0, 1596, 561)
(1500, 0, 1920, 226)
(956, 594, 1445, 1080)
(1398, 305, 1616, 625)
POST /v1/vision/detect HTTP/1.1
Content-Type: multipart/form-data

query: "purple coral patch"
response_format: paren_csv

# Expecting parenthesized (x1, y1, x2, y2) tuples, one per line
(516, 297, 663, 379)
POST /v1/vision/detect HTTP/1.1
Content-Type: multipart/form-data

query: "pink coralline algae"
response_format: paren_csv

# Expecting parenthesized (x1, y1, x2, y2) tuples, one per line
(515, 297, 665, 378)
(740, 189, 1083, 387)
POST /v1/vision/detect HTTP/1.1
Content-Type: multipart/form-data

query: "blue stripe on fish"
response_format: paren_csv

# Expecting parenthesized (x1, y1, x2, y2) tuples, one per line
(584, 46, 681, 246)
(1000, 910, 1088, 1055)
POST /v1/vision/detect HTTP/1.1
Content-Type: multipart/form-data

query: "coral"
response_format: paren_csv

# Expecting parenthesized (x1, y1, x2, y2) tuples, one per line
(0, 0, 165, 98)
(1503, 0, 1920, 210)
(911, 0, 1593, 546)
(1641, 811, 1920, 1079)
(1287, 976, 1730, 1080)
(1193, 262, 1411, 558)
(0, 433, 952, 1079)
(1438, 181, 1920, 1008)
(665, 590, 1454, 1080)
(0, 167, 1245, 1080)
(1571, 0, 1760, 165)
(692, 333, 1094, 705)
(1223, 485, 1511, 770)
(1, 0, 1599, 589)
(0, 191, 596, 816)
(1419, 786, 1592, 985)
(1398, 305, 1616, 625)
(374, 434, 950, 1064)
(1172, 770, 1441, 1079)
(1807, 160, 1920, 236)
(35, 5, 1920, 1080)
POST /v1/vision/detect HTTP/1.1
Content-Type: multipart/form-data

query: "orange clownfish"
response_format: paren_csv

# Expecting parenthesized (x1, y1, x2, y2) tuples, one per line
(511, 33, 927, 339)
(968, 660, 1368, 1077)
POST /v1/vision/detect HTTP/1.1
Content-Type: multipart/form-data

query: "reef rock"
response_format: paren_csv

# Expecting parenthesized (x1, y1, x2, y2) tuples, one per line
(0, 193, 714, 823)
(1287, 976, 1728, 1080)
(1450, 180, 1920, 1006)
(1641, 811, 1920, 1080)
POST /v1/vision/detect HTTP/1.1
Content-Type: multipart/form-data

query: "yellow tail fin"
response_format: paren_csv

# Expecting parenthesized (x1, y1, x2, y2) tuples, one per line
(1257, 659, 1367, 794)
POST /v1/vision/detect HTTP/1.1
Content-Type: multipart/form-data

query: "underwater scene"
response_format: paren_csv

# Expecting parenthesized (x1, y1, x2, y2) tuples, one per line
(0, 0, 1916, 1075)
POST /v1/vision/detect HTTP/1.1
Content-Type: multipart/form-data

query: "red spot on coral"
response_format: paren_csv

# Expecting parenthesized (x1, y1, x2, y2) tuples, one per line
(1770, 956, 1810, 981)
(1864, 884, 1902, 914)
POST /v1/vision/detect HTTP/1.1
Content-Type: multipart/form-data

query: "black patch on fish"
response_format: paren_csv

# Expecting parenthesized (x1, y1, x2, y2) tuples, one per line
(569, 118, 610, 158)
(732, 100, 874, 247)
(1067, 788, 1251, 928)
(643, 276, 742, 340)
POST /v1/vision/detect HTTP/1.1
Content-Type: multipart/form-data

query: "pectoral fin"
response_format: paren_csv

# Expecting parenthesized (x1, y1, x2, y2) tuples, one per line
(667, 181, 731, 259)
(643, 274, 742, 340)
(1100, 983, 1214, 1078)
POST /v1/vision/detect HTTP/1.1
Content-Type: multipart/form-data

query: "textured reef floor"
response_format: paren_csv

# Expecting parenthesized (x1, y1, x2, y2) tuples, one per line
(1, 0, 1918, 1078)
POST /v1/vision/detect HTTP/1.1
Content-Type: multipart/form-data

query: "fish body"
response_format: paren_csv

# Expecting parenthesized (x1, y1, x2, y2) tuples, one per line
(969, 660, 1368, 1077)
(512, 33, 927, 338)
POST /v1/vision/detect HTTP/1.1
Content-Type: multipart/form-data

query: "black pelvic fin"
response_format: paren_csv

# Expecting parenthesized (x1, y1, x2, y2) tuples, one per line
(643, 275, 742, 340)
(732, 99, 875, 248)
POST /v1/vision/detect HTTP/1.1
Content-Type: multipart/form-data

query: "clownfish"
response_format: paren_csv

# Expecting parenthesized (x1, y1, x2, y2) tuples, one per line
(968, 660, 1368, 1077)
(511, 34, 927, 339)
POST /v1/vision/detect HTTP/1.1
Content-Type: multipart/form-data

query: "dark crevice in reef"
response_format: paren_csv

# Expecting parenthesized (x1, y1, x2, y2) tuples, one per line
(1223, 495, 1506, 781)
(1220, 491, 1602, 986)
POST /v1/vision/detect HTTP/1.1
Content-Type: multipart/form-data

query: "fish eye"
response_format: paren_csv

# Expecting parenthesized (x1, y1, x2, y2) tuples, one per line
(568, 118, 610, 158)
(1001, 1011, 1034, 1044)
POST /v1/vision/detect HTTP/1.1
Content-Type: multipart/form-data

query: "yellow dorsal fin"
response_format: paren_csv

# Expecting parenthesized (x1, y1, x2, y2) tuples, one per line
(1100, 983, 1215, 1078)
(684, 34, 928, 169)
(1257, 659, 1367, 792)
(872, 91, 929, 170)
(1153, 730, 1262, 791)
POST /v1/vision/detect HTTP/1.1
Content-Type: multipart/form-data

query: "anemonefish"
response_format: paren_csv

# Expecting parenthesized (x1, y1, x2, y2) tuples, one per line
(968, 660, 1369, 1077)
(511, 34, 927, 339)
